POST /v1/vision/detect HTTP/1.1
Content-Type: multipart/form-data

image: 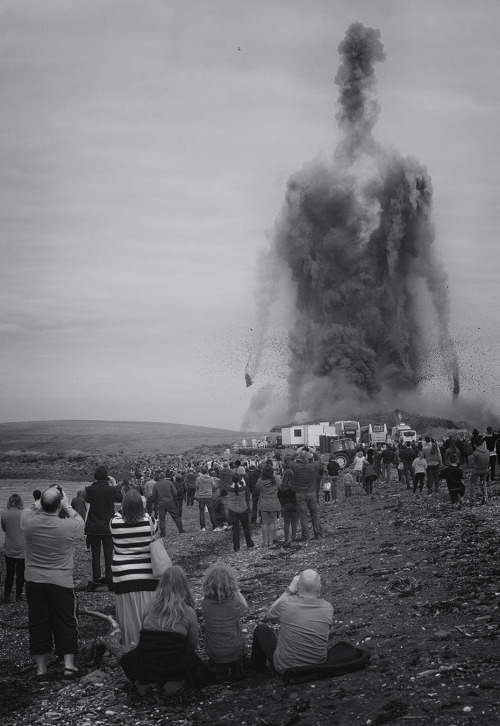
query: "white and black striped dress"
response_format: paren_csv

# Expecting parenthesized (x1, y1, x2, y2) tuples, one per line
(110, 513, 159, 594)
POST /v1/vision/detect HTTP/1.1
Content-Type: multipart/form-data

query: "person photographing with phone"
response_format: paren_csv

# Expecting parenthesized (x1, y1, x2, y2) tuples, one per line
(20, 486, 85, 681)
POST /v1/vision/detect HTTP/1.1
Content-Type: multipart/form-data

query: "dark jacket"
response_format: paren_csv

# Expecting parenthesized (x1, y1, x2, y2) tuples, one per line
(85, 481, 123, 535)
(120, 630, 210, 688)
(153, 478, 178, 507)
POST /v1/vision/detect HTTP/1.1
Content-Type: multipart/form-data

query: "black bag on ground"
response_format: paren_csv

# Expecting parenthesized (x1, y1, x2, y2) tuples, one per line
(282, 641, 370, 685)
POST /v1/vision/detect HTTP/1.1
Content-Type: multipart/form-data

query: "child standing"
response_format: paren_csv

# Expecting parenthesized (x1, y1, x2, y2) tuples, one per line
(343, 468, 354, 499)
(412, 451, 428, 494)
(438, 454, 465, 506)
(322, 476, 332, 503)
(327, 458, 340, 503)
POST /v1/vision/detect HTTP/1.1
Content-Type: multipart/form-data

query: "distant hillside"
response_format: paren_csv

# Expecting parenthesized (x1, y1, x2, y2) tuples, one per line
(0, 420, 268, 455)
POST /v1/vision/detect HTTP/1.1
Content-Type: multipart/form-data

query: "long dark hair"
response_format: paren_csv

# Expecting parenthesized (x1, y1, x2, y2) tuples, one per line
(121, 489, 145, 525)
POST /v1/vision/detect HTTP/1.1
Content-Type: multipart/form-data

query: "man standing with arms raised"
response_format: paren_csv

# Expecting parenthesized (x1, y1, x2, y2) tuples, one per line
(285, 450, 323, 540)
(21, 486, 85, 680)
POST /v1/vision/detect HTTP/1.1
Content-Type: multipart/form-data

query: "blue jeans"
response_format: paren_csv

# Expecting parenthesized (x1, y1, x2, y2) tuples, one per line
(426, 465, 440, 493)
(198, 499, 217, 529)
(295, 491, 322, 538)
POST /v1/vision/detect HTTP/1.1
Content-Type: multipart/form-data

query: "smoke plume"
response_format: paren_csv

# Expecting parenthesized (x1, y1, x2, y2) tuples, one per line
(244, 22, 460, 428)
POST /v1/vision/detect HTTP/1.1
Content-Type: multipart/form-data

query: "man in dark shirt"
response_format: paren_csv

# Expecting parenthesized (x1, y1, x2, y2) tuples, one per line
(85, 466, 122, 589)
(152, 472, 185, 535)
(285, 451, 323, 540)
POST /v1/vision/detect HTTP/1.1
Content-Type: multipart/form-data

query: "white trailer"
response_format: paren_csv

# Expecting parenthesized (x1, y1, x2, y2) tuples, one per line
(281, 422, 333, 448)
(281, 425, 307, 447)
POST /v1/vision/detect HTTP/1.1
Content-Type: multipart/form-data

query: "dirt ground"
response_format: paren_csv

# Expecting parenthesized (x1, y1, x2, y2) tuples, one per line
(1, 473, 499, 726)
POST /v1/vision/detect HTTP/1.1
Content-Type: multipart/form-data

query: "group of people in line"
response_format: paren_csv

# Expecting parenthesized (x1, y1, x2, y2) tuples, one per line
(1, 425, 497, 691)
(349, 426, 499, 508)
(1, 477, 340, 694)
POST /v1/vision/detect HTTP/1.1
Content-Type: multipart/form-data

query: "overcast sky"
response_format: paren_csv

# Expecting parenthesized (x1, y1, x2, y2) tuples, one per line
(1, 0, 499, 430)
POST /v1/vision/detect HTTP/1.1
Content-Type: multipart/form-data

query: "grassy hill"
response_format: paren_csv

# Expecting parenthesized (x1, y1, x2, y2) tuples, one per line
(0, 420, 269, 455)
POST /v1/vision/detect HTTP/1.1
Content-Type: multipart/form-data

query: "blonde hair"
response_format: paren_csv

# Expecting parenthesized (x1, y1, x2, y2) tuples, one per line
(145, 565, 194, 630)
(202, 562, 239, 602)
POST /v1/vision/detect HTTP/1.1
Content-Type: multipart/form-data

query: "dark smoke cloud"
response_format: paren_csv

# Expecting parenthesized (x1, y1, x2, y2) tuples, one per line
(244, 22, 460, 427)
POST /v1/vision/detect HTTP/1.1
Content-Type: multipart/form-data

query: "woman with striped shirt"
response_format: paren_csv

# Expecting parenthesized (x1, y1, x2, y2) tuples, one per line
(110, 489, 158, 646)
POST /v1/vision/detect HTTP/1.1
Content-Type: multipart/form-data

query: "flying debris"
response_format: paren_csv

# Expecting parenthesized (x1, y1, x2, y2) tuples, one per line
(245, 373, 253, 388)
(244, 22, 460, 426)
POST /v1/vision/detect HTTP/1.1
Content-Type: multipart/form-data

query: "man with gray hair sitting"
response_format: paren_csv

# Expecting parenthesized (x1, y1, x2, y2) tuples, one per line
(250, 569, 333, 673)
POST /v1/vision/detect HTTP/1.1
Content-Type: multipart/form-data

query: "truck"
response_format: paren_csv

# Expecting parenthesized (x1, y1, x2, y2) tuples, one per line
(391, 423, 417, 445)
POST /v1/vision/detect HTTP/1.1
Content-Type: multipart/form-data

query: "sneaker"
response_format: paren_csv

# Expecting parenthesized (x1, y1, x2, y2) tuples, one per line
(213, 527, 223, 532)
(200, 528, 206, 532)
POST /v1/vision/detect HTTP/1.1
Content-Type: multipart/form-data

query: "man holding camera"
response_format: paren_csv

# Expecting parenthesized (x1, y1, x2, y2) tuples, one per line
(21, 486, 85, 681)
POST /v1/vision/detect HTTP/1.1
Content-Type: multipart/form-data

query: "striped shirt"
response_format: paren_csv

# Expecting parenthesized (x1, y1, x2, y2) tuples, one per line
(110, 513, 159, 595)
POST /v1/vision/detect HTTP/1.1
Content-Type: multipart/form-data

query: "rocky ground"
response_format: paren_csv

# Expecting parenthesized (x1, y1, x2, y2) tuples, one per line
(1, 474, 499, 726)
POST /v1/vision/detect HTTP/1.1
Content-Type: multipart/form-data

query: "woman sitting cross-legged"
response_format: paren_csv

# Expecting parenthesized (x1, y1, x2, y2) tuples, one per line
(201, 563, 248, 682)
(101, 565, 210, 697)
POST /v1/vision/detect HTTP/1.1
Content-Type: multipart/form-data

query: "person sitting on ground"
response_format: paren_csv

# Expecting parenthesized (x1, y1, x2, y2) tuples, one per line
(201, 563, 248, 682)
(101, 565, 209, 697)
(250, 569, 333, 674)
(438, 454, 465, 506)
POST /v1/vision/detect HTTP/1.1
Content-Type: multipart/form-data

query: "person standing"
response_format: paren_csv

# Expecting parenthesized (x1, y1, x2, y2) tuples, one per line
(469, 441, 490, 506)
(70, 490, 87, 520)
(195, 466, 218, 532)
(277, 468, 299, 545)
(439, 455, 465, 506)
(20, 487, 85, 680)
(380, 445, 392, 483)
(143, 474, 156, 516)
(482, 427, 498, 481)
(152, 472, 185, 536)
(247, 463, 261, 524)
(399, 442, 416, 490)
(412, 451, 428, 494)
(185, 464, 198, 507)
(255, 465, 281, 548)
(422, 437, 442, 494)
(1, 494, 26, 604)
(326, 457, 340, 503)
(285, 450, 323, 540)
(85, 465, 123, 590)
(173, 474, 186, 518)
(227, 474, 254, 551)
